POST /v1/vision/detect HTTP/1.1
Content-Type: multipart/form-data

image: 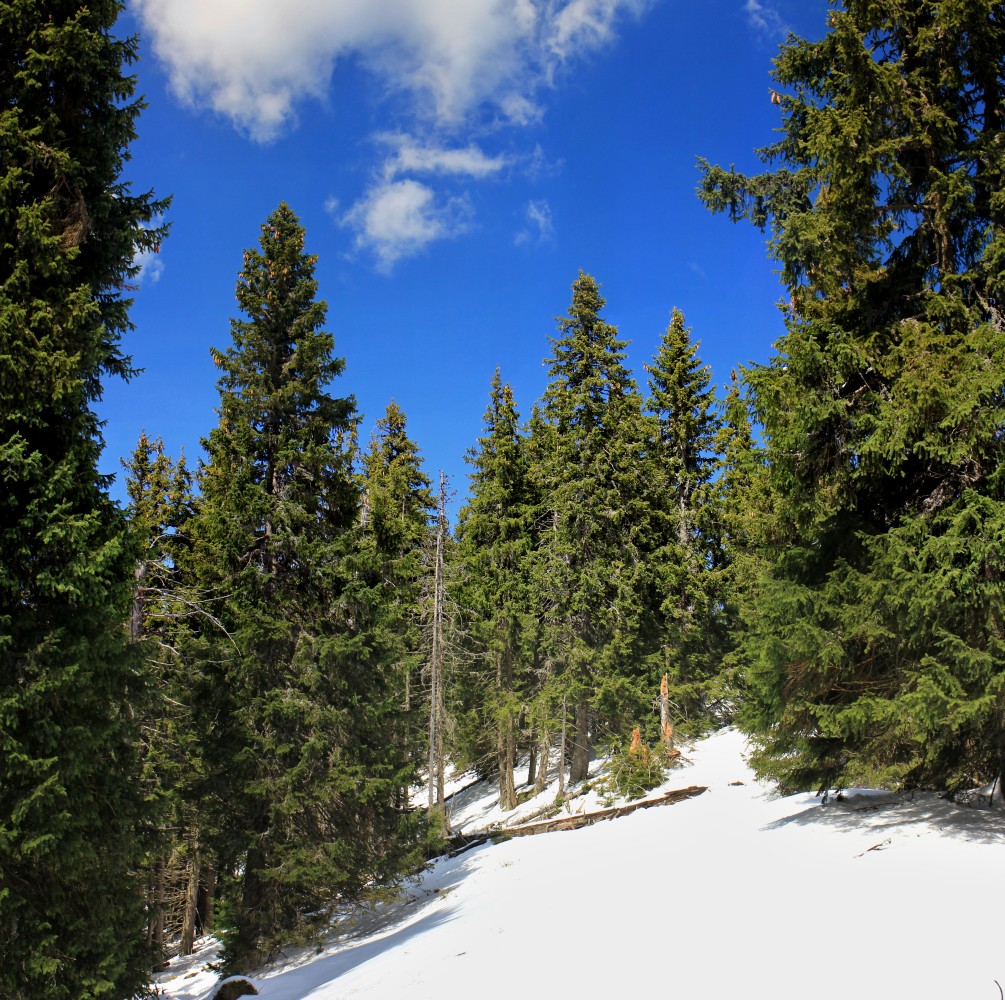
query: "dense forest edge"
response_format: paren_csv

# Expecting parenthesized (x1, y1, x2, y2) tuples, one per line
(2, 2, 1004, 998)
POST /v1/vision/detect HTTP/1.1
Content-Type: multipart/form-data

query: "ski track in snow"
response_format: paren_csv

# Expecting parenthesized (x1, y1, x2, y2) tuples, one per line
(151, 729, 1005, 1000)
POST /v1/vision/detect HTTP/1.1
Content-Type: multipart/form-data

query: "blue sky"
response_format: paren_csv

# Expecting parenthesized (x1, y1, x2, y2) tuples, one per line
(100, 0, 828, 515)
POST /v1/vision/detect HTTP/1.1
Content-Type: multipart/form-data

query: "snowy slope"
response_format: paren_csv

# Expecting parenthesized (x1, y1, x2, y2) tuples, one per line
(152, 729, 1005, 1000)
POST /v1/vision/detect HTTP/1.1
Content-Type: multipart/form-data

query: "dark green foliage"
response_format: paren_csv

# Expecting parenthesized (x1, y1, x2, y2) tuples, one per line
(700, 1, 1005, 792)
(359, 401, 436, 782)
(535, 273, 653, 779)
(643, 309, 727, 727)
(455, 372, 537, 807)
(123, 434, 213, 959)
(0, 2, 165, 995)
(710, 372, 769, 716)
(193, 205, 420, 970)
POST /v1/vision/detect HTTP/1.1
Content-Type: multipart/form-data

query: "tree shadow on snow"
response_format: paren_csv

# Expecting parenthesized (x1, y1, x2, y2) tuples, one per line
(761, 789, 1005, 847)
(247, 844, 486, 999)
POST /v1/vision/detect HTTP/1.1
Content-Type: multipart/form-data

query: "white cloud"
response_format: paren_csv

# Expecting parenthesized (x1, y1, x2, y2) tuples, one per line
(136, 0, 651, 267)
(547, 0, 646, 62)
(378, 134, 510, 180)
(515, 199, 555, 245)
(132, 220, 166, 284)
(341, 179, 473, 271)
(132, 0, 651, 140)
(133, 247, 165, 284)
(744, 0, 786, 36)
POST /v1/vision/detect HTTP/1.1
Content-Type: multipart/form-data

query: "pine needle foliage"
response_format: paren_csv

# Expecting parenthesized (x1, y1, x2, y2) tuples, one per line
(643, 309, 728, 728)
(700, 1, 1005, 793)
(455, 371, 538, 808)
(1, 2, 166, 995)
(359, 401, 436, 790)
(193, 205, 420, 971)
(535, 273, 653, 781)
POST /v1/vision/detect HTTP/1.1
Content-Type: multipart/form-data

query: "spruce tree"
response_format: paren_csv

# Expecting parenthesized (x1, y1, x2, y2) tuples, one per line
(359, 401, 435, 794)
(455, 372, 536, 809)
(1, 3, 165, 995)
(123, 434, 214, 962)
(700, 1, 1005, 792)
(712, 371, 769, 719)
(643, 309, 726, 726)
(194, 204, 418, 969)
(536, 273, 651, 782)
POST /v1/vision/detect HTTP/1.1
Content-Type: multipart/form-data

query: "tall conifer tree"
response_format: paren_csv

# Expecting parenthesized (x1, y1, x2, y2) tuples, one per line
(359, 401, 435, 790)
(455, 372, 536, 808)
(123, 435, 215, 962)
(701, 1, 1005, 792)
(536, 273, 651, 782)
(194, 205, 418, 969)
(644, 309, 726, 724)
(0, 3, 165, 995)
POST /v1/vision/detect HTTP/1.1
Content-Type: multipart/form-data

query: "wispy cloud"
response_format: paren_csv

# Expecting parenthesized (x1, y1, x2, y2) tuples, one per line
(133, 247, 165, 284)
(744, 0, 786, 37)
(515, 199, 555, 246)
(341, 179, 473, 272)
(378, 134, 511, 180)
(132, 221, 166, 284)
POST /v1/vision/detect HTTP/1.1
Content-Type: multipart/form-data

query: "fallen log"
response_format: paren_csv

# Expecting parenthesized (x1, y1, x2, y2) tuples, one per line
(441, 784, 708, 857)
(500, 784, 707, 838)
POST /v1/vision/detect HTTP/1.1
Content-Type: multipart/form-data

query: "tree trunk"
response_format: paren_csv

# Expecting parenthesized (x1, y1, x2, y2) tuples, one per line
(148, 856, 166, 969)
(533, 725, 550, 795)
(496, 638, 517, 811)
(557, 697, 567, 799)
(130, 563, 147, 643)
(428, 473, 448, 825)
(179, 848, 201, 956)
(234, 846, 268, 969)
(569, 692, 590, 784)
(660, 672, 675, 753)
(198, 861, 216, 936)
(497, 726, 517, 810)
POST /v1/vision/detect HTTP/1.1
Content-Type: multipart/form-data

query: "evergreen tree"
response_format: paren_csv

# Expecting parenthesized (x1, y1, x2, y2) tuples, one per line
(536, 273, 652, 783)
(0, 3, 165, 995)
(193, 204, 419, 969)
(359, 401, 435, 793)
(455, 372, 536, 809)
(712, 371, 769, 719)
(715, 371, 761, 566)
(123, 434, 215, 962)
(643, 309, 726, 726)
(700, 1, 1005, 792)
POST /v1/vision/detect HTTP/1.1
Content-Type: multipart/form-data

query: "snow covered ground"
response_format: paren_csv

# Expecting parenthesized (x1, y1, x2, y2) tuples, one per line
(152, 729, 1005, 1000)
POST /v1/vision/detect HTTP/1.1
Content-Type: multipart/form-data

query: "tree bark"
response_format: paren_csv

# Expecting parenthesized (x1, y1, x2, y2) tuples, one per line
(557, 697, 567, 799)
(198, 861, 216, 936)
(130, 562, 147, 643)
(148, 856, 166, 969)
(660, 672, 675, 753)
(534, 725, 550, 795)
(496, 638, 517, 811)
(428, 473, 448, 825)
(179, 848, 201, 956)
(569, 692, 590, 784)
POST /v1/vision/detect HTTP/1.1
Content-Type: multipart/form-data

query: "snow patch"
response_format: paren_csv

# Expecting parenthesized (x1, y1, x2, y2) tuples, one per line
(151, 729, 1005, 1000)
